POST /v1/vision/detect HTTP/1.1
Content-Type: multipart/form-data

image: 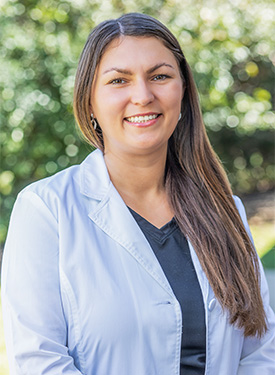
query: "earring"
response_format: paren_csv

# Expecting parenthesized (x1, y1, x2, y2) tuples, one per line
(178, 113, 182, 121)
(90, 113, 98, 130)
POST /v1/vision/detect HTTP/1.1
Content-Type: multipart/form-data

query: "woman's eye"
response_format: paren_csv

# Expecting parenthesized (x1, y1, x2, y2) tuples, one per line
(109, 78, 126, 85)
(152, 74, 169, 81)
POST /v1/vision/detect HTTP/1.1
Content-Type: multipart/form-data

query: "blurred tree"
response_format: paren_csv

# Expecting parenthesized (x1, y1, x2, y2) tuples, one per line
(0, 0, 274, 248)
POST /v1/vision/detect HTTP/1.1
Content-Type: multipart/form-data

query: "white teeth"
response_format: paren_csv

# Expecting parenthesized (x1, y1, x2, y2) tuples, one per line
(126, 114, 158, 123)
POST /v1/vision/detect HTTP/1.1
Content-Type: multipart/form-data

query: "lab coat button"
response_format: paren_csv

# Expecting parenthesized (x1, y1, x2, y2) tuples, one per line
(208, 298, 216, 312)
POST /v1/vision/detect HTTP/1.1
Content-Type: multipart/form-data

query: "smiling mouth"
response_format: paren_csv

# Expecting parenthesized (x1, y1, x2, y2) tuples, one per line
(125, 114, 160, 123)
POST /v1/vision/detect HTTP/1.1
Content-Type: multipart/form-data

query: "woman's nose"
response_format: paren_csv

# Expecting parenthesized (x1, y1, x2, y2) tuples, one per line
(130, 80, 154, 106)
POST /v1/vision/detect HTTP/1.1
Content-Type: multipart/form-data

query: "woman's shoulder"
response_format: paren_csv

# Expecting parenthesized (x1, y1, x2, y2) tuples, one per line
(232, 195, 244, 210)
(14, 149, 106, 217)
(19, 163, 80, 201)
(18, 149, 102, 199)
(12, 164, 81, 223)
(232, 195, 248, 222)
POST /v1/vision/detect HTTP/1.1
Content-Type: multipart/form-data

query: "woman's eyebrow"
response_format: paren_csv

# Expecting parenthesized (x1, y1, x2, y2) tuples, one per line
(103, 62, 175, 75)
(147, 62, 175, 74)
(103, 67, 132, 75)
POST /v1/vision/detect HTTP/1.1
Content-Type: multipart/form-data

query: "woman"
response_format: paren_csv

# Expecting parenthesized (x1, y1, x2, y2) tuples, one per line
(2, 12, 274, 375)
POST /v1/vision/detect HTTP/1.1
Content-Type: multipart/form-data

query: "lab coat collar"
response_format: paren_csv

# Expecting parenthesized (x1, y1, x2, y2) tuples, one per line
(79, 149, 176, 298)
(79, 149, 111, 200)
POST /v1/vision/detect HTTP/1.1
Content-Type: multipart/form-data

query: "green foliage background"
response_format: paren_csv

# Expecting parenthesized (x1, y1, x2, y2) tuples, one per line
(0, 0, 274, 248)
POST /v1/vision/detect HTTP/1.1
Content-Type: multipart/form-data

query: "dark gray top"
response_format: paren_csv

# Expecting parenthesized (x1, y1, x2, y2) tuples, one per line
(129, 208, 206, 375)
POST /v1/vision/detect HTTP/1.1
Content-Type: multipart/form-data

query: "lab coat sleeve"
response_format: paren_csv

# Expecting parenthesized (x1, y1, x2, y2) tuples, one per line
(233, 196, 275, 374)
(1, 190, 83, 375)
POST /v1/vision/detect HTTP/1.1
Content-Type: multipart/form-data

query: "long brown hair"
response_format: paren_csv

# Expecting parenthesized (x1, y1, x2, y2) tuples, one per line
(73, 13, 267, 337)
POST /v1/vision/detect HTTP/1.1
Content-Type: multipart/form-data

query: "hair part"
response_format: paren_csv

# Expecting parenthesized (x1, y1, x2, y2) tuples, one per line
(73, 12, 267, 337)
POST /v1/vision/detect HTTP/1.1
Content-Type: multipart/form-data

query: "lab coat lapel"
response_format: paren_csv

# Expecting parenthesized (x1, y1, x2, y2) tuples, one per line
(80, 149, 175, 298)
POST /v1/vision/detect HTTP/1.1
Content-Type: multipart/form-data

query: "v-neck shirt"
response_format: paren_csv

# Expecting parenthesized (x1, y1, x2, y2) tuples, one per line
(129, 208, 206, 375)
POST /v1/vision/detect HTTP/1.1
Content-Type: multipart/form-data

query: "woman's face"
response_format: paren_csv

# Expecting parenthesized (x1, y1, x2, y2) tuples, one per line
(90, 36, 184, 157)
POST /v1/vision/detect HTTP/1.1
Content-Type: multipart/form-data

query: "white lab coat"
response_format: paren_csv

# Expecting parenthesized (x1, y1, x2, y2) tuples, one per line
(1, 149, 275, 375)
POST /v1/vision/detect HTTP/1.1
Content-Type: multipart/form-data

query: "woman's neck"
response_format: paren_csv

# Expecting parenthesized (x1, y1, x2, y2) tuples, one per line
(104, 148, 166, 196)
(103, 148, 174, 227)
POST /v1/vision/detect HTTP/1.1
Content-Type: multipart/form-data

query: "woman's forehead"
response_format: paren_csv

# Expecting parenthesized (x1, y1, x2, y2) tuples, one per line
(96, 36, 179, 73)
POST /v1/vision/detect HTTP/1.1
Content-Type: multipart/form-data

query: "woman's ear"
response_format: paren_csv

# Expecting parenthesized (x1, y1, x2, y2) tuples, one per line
(89, 103, 93, 116)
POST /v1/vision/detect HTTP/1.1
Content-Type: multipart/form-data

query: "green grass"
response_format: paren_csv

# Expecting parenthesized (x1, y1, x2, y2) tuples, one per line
(261, 247, 275, 269)
(250, 222, 275, 259)
(0, 223, 274, 373)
